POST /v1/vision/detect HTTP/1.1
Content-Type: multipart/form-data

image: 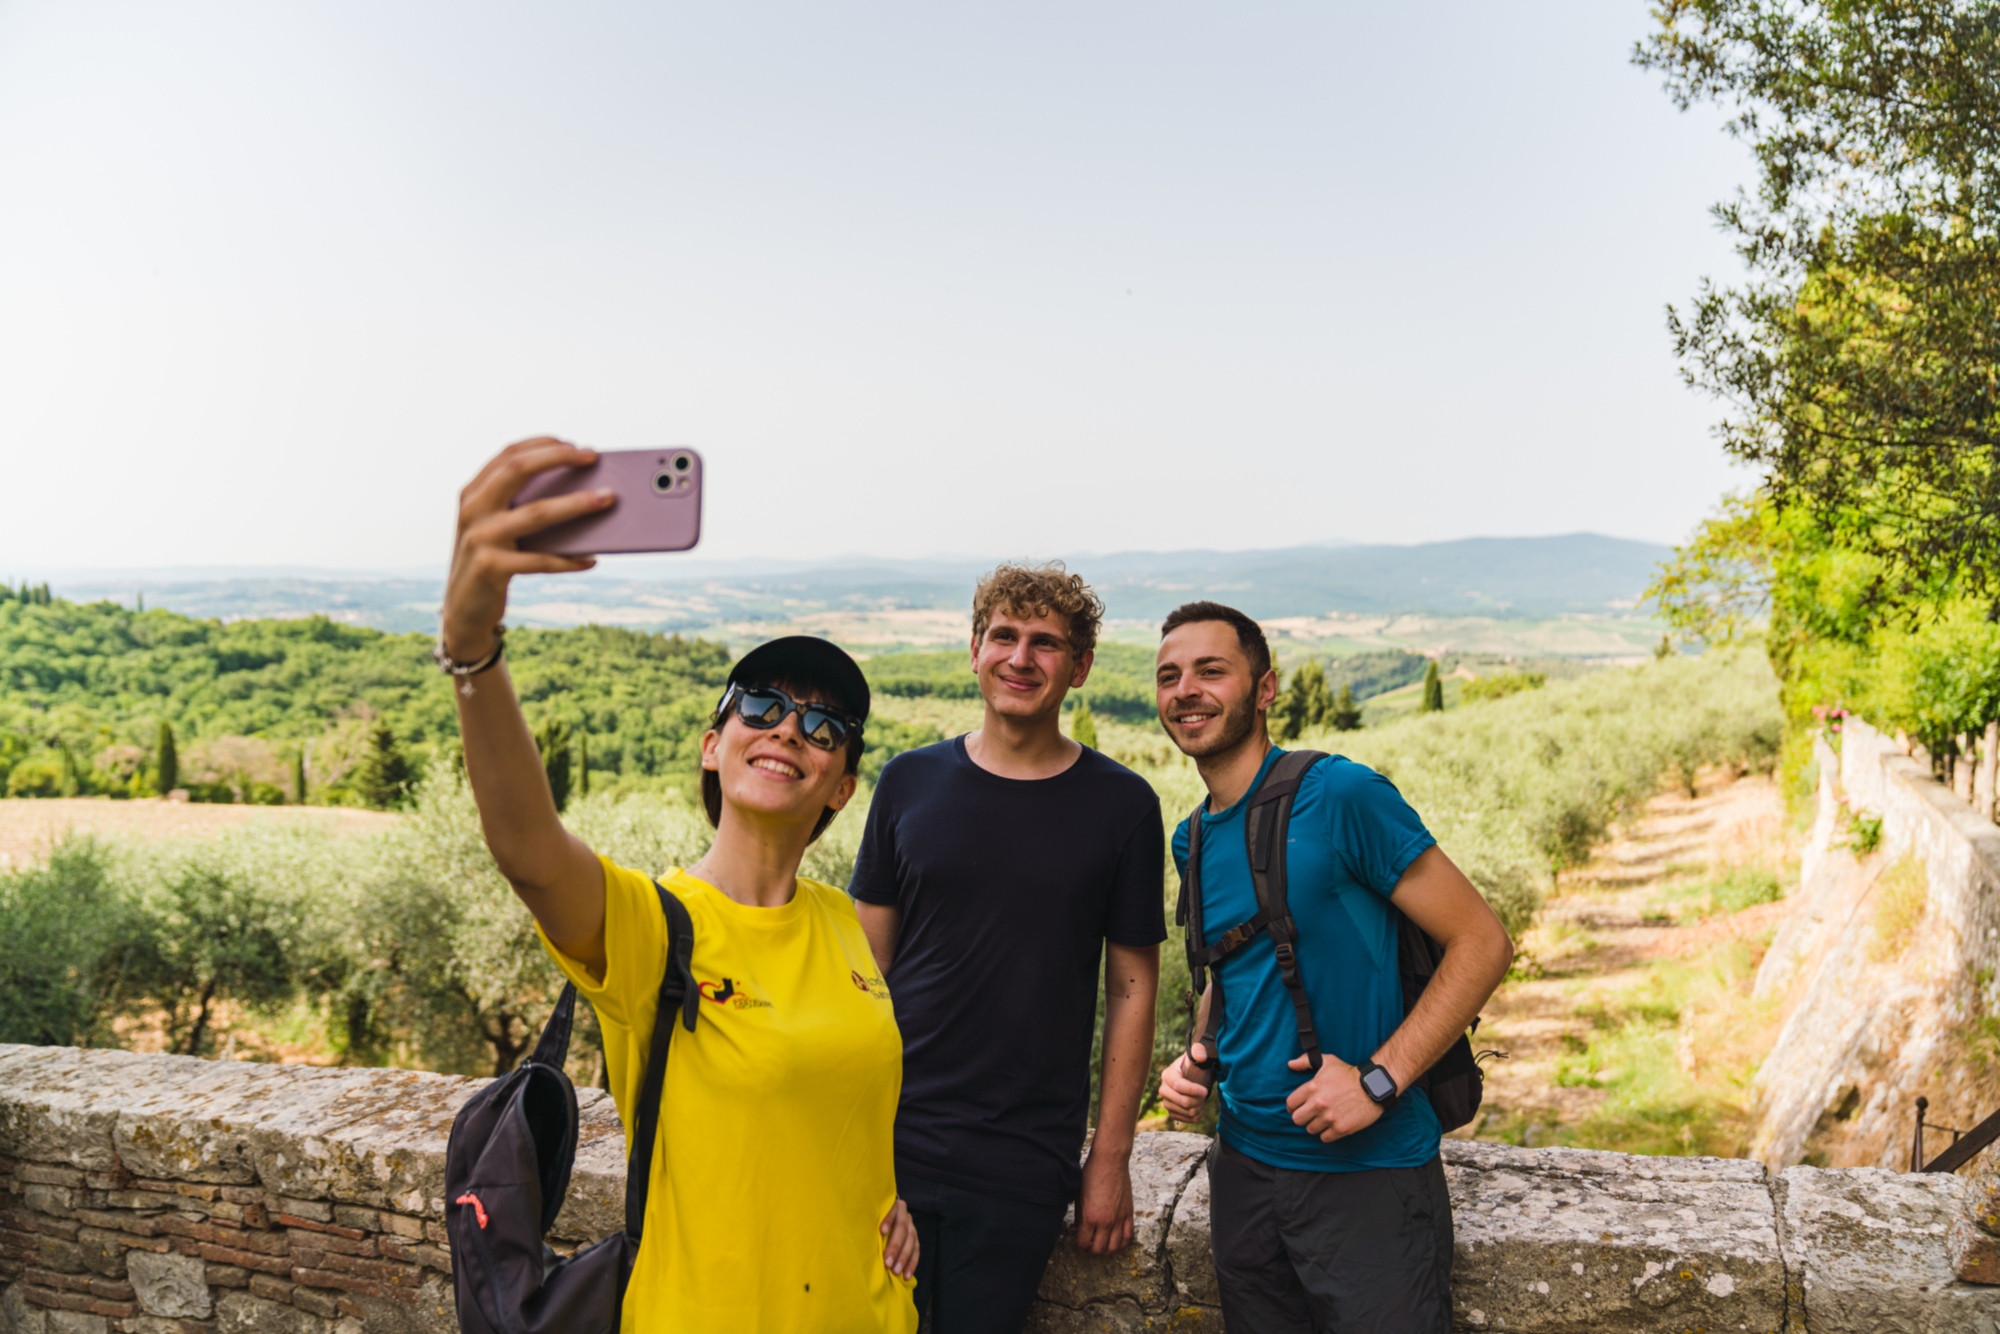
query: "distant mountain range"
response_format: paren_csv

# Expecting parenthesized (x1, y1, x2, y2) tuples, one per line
(22, 533, 1668, 637)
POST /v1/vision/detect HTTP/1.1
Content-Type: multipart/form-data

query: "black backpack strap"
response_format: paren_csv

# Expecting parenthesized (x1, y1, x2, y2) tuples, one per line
(1245, 750, 1328, 1072)
(1178, 805, 1207, 993)
(624, 882, 700, 1243)
(527, 981, 578, 1069)
(1181, 807, 1221, 1072)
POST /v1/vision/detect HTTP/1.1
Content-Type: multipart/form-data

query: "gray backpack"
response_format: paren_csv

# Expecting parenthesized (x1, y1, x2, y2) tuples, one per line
(444, 882, 698, 1334)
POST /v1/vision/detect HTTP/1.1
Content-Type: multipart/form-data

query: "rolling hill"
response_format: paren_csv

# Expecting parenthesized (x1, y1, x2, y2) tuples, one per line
(26, 533, 1669, 638)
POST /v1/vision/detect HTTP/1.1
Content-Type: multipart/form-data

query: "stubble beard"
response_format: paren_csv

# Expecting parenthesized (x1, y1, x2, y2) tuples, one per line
(1174, 692, 1260, 761)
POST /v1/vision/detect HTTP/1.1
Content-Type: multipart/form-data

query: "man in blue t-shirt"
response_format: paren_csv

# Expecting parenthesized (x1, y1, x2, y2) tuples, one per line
(1152, 602, 1513, 1334)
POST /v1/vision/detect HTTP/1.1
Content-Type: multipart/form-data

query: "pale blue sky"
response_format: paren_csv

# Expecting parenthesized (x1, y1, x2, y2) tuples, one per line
(0, 1, 1753, 570)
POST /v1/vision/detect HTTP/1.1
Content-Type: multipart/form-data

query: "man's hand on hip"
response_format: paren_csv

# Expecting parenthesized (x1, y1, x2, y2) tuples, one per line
(1285, 1053, 1384, 1143)
(1074, 1147, 1135, 1254)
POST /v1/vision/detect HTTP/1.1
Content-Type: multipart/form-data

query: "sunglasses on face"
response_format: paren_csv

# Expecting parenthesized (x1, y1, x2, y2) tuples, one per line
(720, 684, 862, 753)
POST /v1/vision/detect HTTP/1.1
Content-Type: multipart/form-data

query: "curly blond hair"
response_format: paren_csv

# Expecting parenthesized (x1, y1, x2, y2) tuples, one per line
(971, 562, 1104, 658)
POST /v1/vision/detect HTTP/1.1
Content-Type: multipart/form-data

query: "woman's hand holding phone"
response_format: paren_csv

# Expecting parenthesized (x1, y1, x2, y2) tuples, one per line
(443, 437, 615, 972)
(443, 437, 614, 660)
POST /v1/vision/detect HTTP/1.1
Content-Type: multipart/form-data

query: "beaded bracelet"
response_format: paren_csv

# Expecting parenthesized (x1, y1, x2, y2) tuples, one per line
(433, 628, 505, 695)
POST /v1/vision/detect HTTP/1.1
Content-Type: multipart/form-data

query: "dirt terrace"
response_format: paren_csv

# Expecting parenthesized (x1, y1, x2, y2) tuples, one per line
(1469, 768, 1798, 1146)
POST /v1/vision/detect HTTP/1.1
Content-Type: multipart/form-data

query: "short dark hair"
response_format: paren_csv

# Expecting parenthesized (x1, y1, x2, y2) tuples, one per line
(700, 675, 864, 845)
(1159, 601, 1272, 681)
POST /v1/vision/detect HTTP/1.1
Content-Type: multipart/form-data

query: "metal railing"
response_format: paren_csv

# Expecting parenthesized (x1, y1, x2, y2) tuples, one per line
(1912, 1096, 2000, 1174)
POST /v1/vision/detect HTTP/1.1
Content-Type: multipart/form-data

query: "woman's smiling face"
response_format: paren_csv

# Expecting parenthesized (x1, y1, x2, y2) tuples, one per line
(700, 685, 857, 830)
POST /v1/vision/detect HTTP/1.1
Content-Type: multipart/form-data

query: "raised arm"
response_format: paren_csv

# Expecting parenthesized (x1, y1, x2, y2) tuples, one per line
(444, 438, 618, 971)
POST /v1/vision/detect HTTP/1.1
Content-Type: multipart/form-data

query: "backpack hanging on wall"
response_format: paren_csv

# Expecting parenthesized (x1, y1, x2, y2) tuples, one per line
(1176, 750, 1488, 1133)
(444, 882, 699, 1334)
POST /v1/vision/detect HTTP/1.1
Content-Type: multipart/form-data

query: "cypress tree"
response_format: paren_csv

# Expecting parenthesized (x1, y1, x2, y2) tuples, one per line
(354, 725, 416, 810)
(156, 721, 179, 796)
(1330, 683, 1363, 732)
(293, 749, 308, 805)
(1273, 660, 1335, 741)
(1299, 661, 1334, 731)
(577, 731, 591, 799)
(1420, 660, 1445, 713)
(1270, 673, 1304, 743)
(1070, 699, 1099, 751)
(537, 720, 572, 813)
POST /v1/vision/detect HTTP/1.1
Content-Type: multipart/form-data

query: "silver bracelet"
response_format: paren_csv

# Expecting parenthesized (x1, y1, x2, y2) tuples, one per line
(434, 627, 506, 685)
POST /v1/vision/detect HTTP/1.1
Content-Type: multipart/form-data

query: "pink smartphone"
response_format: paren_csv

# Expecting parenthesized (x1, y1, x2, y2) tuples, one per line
(513, 448, 704, 556)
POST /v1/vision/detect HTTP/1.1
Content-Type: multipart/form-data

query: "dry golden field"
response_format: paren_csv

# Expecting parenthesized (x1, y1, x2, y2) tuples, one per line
(0, 798, 398, 871)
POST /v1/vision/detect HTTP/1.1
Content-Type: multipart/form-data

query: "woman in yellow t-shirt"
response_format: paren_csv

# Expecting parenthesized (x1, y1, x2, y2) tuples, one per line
(439, 438, 919, 1334)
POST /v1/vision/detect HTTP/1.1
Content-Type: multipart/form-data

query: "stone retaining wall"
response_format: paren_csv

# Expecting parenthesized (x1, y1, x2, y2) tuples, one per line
(7, 1044, 2000, 1331)
(1750, 718, 2000, 1170)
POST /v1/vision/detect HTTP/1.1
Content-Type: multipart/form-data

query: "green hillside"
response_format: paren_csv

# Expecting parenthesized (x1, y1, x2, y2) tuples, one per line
(0, 598, 938, 804)
(32, 533, 1669, 635)
(0, 643, 1785, 1091)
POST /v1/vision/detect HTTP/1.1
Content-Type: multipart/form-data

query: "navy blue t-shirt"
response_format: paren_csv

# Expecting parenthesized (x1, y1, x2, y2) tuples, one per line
(1173, 747, 1440, 1172)
(851, 737, 1165, 1205)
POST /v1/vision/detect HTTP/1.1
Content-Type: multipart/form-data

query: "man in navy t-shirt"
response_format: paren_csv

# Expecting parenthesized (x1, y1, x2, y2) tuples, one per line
(1153, 602, 1514, 1334)
(851, 563, 1165, 1334)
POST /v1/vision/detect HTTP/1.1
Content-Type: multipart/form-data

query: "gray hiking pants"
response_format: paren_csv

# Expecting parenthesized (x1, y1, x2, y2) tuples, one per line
(1207, 1139, 1454, 1334)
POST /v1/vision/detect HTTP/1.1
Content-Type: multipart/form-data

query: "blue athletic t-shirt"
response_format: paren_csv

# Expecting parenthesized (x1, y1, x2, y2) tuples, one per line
(1172, 747, 1441, 1173)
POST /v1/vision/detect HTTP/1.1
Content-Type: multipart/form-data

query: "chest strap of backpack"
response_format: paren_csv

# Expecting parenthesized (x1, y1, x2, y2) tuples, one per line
(1176, 749, 1329, 1074)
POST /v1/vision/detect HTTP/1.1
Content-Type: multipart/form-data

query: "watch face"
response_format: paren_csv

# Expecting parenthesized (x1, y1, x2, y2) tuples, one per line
(1362, 1066, 1397, 1102)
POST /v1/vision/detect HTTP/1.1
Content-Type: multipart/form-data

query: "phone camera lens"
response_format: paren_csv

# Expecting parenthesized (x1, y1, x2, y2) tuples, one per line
(652, 470, 675, 494)
(673, 453, 692, 473)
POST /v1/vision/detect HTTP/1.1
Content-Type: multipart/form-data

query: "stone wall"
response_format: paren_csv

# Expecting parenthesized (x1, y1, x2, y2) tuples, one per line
(7, 1044, 2000, 1332)
(1749, 718, 2000, 1170)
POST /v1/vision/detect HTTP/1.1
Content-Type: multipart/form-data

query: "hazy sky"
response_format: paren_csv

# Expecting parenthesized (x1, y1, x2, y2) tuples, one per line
(0, 1, 1754, 573)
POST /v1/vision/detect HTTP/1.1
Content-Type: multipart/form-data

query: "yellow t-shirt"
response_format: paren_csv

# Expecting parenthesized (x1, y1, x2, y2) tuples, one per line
(541, 860, 917, 1334)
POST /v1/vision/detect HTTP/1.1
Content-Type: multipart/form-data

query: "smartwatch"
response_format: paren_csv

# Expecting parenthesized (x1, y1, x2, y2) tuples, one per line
(1357, 1060, 1399, 1108)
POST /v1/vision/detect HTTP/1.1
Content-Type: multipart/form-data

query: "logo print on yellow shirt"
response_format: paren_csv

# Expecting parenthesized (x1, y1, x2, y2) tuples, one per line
(698, 978, 773, 1011)
(849, 970, 891, 1001)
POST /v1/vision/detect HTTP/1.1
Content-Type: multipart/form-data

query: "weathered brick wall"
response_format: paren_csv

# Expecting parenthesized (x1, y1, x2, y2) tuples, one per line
(6, 1043, 2000, 1333)
(1, 1166, 448, 1333)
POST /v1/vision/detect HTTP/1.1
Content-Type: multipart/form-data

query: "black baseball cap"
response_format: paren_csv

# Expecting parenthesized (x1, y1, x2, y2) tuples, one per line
(724, 636, 870, 723)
